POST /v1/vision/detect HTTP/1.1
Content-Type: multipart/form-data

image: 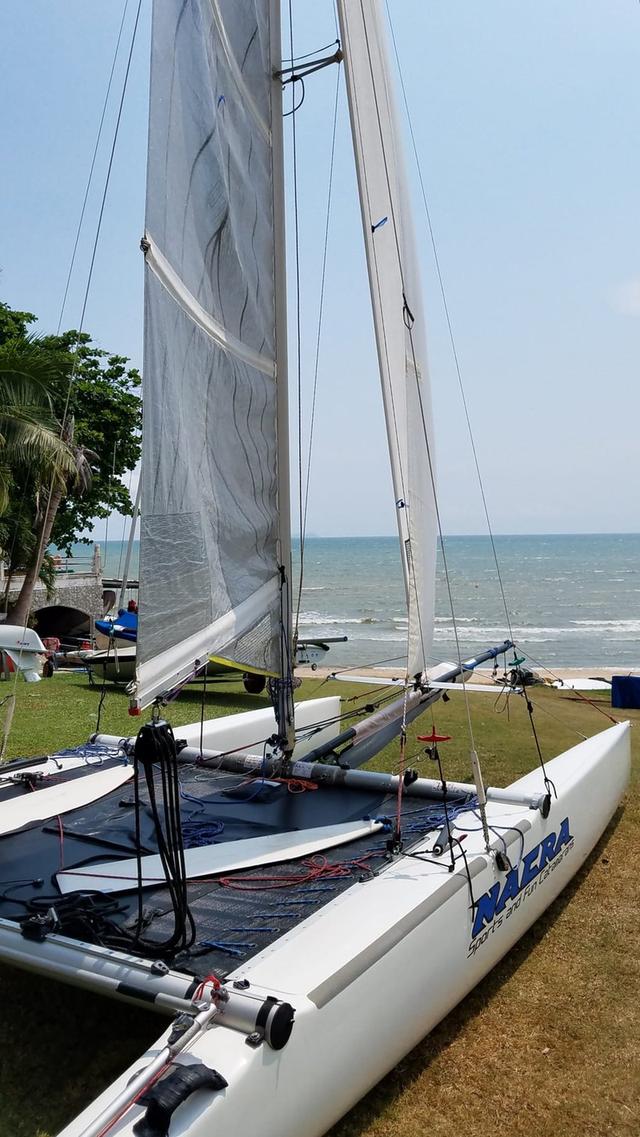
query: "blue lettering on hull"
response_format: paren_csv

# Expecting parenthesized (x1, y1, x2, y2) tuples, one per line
(471, 817, 573, 939)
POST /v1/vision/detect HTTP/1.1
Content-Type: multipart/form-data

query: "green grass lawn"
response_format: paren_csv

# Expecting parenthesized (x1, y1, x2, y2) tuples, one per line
(0, 671, 637, 1137)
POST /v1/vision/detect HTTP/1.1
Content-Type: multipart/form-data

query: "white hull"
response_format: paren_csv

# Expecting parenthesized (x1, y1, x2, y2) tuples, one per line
(35, 719, 628, 1137)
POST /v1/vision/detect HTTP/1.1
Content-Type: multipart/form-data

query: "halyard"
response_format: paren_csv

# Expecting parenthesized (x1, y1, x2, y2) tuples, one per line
(0, 670, 637, 1137)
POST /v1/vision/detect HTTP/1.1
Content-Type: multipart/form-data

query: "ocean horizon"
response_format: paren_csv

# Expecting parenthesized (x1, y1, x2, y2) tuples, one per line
(64, 532, 640, 670)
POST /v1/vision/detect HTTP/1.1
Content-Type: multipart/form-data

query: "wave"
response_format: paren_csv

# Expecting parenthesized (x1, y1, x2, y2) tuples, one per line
(430, 620, 640, 643)
(299, 614, 640, 642)
(572, 619, 640, 632)
(298, 614, 379, 626)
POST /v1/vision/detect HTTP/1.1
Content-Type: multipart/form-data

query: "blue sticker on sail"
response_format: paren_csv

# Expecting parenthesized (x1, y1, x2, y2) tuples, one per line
(471, 817, 573, 939)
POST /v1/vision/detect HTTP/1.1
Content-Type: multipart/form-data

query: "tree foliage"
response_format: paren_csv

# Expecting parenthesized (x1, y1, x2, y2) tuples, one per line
(0, 301, 142, 563)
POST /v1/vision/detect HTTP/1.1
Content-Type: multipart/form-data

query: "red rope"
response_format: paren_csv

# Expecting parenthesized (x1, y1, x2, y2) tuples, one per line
(93, 1059, 172, 1137)
(86, 976, 224, 1136)
(219, 852, 378, 891)
(270, 776, 318, 793)
(193, 972, 222, 1001)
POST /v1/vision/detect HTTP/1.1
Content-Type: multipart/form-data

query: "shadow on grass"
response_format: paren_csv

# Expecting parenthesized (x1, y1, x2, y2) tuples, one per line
(326, 806, 625, 1136)
(69, 677, 271, 714)
(0, 962, 160, 1137)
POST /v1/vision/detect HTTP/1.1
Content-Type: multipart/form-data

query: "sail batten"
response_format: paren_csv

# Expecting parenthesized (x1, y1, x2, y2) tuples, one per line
(337, 0, 437, 676)
(144, 236, 276, 377)
(134, 0, 288, 711)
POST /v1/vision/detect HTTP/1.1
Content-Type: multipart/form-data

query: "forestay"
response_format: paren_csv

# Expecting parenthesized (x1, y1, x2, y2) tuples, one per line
(337, 0, 437, 677)
(134, 0, 288, 709)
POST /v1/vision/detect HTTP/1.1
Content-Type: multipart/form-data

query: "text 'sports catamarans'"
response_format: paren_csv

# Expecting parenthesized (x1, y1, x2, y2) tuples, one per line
(0, 3, 629, 1136)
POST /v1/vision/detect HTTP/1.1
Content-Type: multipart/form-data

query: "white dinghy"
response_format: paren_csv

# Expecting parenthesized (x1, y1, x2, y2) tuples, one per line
(0, 3, 630, 1137)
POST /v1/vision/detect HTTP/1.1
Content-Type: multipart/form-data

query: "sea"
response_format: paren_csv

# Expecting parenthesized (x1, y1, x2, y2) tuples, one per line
(71, 533, 640, 670)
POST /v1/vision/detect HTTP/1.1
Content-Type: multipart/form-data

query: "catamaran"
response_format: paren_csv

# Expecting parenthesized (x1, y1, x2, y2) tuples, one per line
(0, 3, 629, 1136)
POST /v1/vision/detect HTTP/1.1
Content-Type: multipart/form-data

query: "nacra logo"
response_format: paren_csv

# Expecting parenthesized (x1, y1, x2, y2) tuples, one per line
(471, 816, 573, 939)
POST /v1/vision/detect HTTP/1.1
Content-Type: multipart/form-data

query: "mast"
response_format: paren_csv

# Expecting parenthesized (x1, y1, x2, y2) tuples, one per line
(270, 0, 296, 755)
(117, 477, 141, 611)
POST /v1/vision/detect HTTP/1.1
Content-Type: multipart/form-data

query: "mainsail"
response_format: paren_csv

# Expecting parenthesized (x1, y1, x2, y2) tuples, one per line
(337, 0, 438, 677)
(134, 1, 291, 710)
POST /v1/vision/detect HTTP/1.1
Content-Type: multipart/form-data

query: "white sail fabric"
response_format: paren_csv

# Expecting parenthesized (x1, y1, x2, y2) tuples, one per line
(135, 0, 286, 708)
(337, 0, 437, 676)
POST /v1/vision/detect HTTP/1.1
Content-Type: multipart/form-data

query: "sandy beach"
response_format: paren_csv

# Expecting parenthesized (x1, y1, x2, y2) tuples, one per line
(296, 664, 635, 685)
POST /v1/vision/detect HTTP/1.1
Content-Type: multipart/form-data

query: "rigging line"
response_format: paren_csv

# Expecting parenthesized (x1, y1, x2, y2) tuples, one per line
(352, 3, 437, 676)
(339, 10, 414, 679)
(333, 0, 341, 41)
(94, 637, 113, 736)
(522, 690, 557, 799)
(408, 336, 493, 848)
(199, 655, 208, 760)
(103, 441, 118, 555)
(56, 0, 131, 336)
(340, 9, 410, 513)
(302, 62, 340, 540)
(385, 1, 514, 646)
(518, 648, 619, 724)
(326, 654, 407, 676)
(3, 474, 31, 583)
(281, 38, 340, 64)
(61, 0, 144, 427)
(294, 62, 342, 635)
(351, 3, 442, 675)
(282, 75, 306, 117)
(350, 11, 427, 675)
(393, 679, 410, 846)
(116, 466, 135, 581)
(525, 694, 588, 740)
(357, 3, 493, 845)
(355, 12, 452, 675)
(18, 0, 144, 654)
(287, 0, 305, 648)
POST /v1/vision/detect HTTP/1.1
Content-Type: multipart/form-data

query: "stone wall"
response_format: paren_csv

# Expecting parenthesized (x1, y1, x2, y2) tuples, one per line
(5, 575, 104, 624)
(2, 545, 104, 630)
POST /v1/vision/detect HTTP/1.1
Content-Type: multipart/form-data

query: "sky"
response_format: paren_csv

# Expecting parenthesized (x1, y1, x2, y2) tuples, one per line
(1, 1, 639, 539)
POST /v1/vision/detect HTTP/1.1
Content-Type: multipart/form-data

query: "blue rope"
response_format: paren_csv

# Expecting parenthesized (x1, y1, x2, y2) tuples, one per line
(225, 926, 280, 934)
(251, 910, 301, 919)
(198, 939, 257, 958)
(51, 743, 128, 765)
(261, 898, 320, 907)
(179, 742, 272, 809)
(181, 818, 225, 849)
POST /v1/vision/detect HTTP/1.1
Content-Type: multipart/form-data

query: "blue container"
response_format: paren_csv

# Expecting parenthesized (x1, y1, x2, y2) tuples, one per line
(611, 676, 640, 709)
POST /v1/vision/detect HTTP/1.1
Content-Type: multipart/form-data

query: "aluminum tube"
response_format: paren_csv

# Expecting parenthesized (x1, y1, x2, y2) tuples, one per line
(270, 0, 296, 755)
(0, 918, 196, 1009)
(289, 762, 546, 812)
(91, 736, 543, 811)
(342, 690, 440, 768)
(303, 641, 514, 766)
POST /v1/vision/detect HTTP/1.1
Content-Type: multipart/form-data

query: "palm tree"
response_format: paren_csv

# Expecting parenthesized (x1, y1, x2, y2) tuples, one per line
(0, 340, 76, 512)
(8, 415, 95, 628)
(0, 340, 79, 623)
